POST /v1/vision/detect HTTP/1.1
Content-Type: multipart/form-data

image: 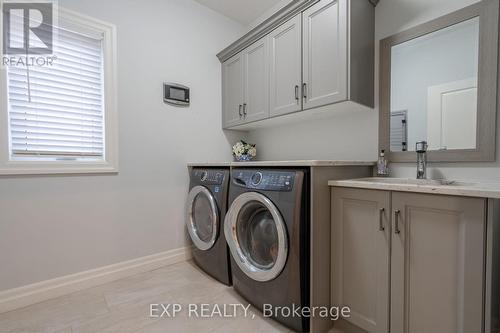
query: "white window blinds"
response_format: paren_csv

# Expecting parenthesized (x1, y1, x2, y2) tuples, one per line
(7, 26, 105, 158)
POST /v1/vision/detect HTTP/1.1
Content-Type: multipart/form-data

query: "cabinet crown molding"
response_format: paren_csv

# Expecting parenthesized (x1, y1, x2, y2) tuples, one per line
(216, 0, 377, 63)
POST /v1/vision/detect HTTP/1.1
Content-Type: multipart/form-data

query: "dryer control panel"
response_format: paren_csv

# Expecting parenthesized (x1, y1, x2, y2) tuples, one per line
(192, 169, 225, 185)
(232, 170, 295, 191)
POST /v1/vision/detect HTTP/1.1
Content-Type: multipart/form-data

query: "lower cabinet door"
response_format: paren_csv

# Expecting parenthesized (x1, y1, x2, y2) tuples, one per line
(331, 187, 390, 333)
(391, 192, 486, 333)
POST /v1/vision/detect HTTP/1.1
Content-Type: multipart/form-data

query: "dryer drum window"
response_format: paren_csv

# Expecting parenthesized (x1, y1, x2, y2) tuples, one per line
(237, 202, 280, 270)
(193, 194, 215, 242)
(225, 192, 288, 282)
(186, 186, 219, 251)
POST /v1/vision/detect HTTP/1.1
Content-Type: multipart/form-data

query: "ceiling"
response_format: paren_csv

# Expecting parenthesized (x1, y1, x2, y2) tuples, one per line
(194, 0, 285, 25)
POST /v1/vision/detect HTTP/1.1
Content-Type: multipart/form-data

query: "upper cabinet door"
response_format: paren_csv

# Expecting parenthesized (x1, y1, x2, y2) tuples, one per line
(331, 187, 390, 333)
(269, 14, 302, 117)
(302, 0, 348, 110)
(243, 38, 270, 124)
(222, 53, 244, 128)
(391, 192, 485, 333)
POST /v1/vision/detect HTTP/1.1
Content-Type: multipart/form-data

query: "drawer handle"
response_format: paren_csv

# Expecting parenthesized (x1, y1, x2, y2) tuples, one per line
(394, 210, 401, 234)
(379, 208, 385, 231)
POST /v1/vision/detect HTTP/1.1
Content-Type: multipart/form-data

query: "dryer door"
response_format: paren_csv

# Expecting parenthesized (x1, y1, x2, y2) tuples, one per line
(186, 186, 219, 251)
(225, 192, 288, 282)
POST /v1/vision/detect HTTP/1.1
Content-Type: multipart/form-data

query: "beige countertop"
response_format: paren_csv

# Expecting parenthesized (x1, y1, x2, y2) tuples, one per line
(328, 177, 500, 199)
(186, 162, 232, 167)
(188, 160, 375, 167)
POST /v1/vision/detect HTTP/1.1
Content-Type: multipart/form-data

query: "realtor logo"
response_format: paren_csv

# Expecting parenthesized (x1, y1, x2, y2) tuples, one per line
(2, 1, 54, 55)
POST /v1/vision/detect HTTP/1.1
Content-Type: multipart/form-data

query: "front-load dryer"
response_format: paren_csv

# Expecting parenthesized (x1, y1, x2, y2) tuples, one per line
(186, 168, 231, 285)
(225, 169, 310, 332)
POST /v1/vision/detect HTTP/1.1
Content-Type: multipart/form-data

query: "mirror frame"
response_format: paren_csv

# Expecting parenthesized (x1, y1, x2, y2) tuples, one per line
(379, 0, 499, 162)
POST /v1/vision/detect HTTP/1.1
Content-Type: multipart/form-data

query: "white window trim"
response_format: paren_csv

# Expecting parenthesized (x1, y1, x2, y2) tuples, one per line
(0, 7, 118, 175)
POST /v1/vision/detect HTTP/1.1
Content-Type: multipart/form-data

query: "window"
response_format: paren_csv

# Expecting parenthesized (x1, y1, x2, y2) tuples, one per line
(0, 9, 117, 175)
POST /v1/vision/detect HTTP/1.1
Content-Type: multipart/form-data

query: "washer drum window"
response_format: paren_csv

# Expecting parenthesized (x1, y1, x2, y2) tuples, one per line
(225, 192, 288, 282)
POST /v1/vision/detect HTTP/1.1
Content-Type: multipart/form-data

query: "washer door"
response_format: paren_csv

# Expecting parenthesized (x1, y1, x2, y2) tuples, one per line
(225, 192, 288, 282)
(186, 186, 219, 251)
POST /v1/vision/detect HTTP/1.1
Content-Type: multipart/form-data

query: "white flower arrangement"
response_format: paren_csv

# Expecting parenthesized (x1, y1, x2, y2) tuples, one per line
(232, 140, 257, 161)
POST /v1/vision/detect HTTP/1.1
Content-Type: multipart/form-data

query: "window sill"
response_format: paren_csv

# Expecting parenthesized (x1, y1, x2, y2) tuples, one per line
(0, 160, 119, 176)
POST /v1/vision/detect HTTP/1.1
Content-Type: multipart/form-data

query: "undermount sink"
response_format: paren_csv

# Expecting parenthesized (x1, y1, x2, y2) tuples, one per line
(358, 178, 473, 187)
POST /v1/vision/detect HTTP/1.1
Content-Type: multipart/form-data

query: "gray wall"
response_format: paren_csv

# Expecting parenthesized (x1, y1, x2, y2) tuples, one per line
(248, 0, 500, 182)
(1, 0, 498, 293)
(246, 105, 378, 161)
(0, 0, 244, 291)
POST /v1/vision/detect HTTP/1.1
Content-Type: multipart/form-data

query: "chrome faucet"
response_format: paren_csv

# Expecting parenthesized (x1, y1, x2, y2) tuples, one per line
(416, 141, 428, 179)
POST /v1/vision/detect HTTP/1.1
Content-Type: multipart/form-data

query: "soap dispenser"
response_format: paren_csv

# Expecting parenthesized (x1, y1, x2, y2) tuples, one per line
(377, 150, 389, 177)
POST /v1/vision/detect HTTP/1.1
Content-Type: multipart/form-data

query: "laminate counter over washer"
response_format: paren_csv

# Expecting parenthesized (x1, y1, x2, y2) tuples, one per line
(188, 161, 375, 333)
(188, 160, 375, 168)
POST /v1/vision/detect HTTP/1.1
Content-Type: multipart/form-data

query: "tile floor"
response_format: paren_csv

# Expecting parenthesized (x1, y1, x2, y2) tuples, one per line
(0, 261, 296, 333)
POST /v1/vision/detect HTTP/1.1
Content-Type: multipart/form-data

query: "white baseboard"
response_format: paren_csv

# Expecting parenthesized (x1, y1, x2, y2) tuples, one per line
(0, 246, 192, 314)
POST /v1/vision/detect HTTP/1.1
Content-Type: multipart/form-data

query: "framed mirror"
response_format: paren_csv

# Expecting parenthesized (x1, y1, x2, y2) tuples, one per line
(379, 0, 499, 162)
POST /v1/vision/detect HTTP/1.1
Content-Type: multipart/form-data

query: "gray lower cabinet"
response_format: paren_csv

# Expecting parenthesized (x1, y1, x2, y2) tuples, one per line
(331, 188, 486, 333)
(331, 188, 390, 333)
(391, 192, 485, 333)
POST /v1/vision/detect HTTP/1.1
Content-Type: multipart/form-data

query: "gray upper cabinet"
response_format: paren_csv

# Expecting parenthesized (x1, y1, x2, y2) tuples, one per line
(244, 38, 270, 123)
(222, 39, 270, 128)
(269, 14, 302, 117)
(222, 53, 244, 127)
(302, 0, 347, 110)
(219, 0, 375, 129)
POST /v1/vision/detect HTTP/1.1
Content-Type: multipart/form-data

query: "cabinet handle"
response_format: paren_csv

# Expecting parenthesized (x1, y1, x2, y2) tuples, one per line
(379, 208, 385, 231)
(243, 103, 247, 116)
(303, 83, 307, 100)
(394, 210, 401, 234)
(295, 85, 299, 101)
(238, 104, 242, 118)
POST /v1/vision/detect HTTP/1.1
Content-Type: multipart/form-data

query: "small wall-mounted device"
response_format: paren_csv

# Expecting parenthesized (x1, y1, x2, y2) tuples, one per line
(163, 82, 190, 106)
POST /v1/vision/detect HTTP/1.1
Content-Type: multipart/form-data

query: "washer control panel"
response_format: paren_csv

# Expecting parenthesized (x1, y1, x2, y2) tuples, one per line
(232, 170, 294, 191)
(192, 169, 224, 185)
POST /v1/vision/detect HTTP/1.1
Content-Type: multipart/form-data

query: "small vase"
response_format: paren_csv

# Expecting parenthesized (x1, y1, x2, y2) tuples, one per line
(234, 154, 253, 162)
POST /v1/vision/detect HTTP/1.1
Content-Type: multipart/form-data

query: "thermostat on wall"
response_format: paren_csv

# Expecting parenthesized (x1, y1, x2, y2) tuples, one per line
(163, 82, 190, 106)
